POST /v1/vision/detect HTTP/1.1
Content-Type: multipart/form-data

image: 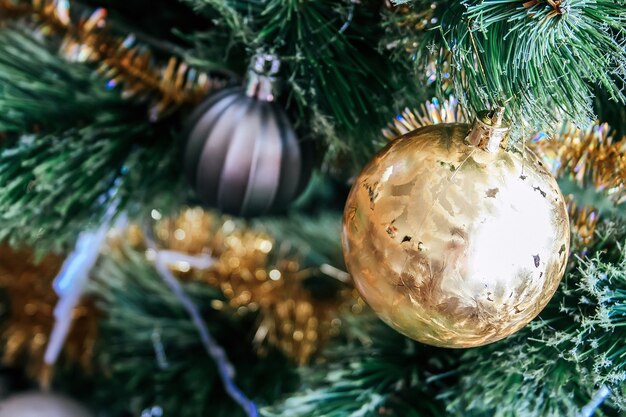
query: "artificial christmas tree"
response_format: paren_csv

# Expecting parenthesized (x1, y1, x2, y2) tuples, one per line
(0, 0, 624, 416)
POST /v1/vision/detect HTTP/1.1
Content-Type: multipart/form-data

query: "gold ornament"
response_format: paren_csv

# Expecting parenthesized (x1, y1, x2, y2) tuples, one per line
(343, 109, 570, 348)
(384, 100, 622, 251)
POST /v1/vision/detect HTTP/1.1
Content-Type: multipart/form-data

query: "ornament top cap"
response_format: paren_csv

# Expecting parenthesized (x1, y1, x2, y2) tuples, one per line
(466, 106, 510, 153)
(245, 53, 281, 102)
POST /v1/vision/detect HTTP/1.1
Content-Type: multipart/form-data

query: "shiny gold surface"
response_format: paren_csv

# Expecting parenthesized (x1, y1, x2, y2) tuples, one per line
(342, 124, 570, 348)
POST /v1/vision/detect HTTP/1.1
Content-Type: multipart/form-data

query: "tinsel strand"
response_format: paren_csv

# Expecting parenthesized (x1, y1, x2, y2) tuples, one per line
(535, 123, 626, 205)
(382, 96, 470, 140)
(148, 208, 355, 365)
(0, 0, 224, 119)
(147, 235, 259, 417)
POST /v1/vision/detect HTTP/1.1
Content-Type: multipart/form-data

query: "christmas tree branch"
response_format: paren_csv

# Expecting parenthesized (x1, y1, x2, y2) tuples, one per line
(90, 245, 298, 417)
(0, 27, 123, 134)
(387, 0, 626, 139)
(263, 317, 453, 417)
(0, 27, 181, 252)
(0, 0, 223, 120)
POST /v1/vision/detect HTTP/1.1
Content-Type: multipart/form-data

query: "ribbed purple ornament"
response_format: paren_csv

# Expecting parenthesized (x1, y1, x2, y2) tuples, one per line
(184, 55, 309, 217)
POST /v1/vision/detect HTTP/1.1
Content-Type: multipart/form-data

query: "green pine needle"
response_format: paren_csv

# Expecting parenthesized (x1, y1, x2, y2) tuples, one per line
(0, 29, 123, 134)
(460, 0, 625, 132)
(0, 27, 182, 252)
(387, 0, 626, 140)
(90, 245, 298, 417)
(263, 317, 453, 417)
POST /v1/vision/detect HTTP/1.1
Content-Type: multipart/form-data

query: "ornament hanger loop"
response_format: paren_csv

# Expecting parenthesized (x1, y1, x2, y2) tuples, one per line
(486, 106, 505, 127)
(467, 105, 510, 153)
(252, 53, 281, 76)
(245, 52, 281, 102)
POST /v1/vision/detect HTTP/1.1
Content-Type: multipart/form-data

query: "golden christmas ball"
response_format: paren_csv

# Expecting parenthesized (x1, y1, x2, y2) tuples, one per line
(342, 110, 570, 348)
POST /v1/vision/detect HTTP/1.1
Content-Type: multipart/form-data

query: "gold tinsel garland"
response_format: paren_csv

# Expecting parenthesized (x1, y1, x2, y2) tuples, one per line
(566, 201, 599, 249)
(383, 99, 625, 249)
(533, 123, 626, 248)
(0, 245, 98, 386)
(140, 208, 358, 365)
(0, 208, 354, 384)
(0, 208, 351, 389)
(0, 0, 224, 119)
(534, 123, 626, 206)
(382, 96, 469, 140)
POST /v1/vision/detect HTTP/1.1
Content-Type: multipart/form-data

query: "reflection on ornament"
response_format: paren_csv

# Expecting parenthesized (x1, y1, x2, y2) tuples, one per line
(343, 109, 570, 348)
(0, 392, 93, 417)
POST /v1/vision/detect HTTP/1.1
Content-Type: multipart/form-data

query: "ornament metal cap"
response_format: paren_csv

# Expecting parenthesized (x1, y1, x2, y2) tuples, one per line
(245, 53, 281, 102)
(466, 106, 509, 153)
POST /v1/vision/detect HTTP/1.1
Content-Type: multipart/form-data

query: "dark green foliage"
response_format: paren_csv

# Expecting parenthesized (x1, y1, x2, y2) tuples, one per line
(80, 0, 209, 45)
(0, 27, 182, 252)
(263, 316, 454, 417)
(91, 245, 298, 417)
(0, 29, 124, 134)
(255, 210, 345, 268)
(0, 123, 133, 252)
(444, 224, 626, 417)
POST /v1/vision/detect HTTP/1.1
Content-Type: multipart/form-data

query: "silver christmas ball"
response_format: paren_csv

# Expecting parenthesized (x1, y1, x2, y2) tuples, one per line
(184, 55, 309, 217)
(0, 392, 93, 417)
